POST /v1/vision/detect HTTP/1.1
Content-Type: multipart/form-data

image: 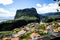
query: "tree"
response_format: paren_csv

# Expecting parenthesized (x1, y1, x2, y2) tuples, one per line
(53, 0, 60, 12)
(56, 9, 59, 12)
(53, 0, 59, 1)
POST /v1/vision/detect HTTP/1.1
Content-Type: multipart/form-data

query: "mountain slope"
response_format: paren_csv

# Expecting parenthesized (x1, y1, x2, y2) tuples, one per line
(15, 8, 40, 20)
(0, 8, 40, 31)
(41, 12, 60, 16)
(40, 12, 60, 22)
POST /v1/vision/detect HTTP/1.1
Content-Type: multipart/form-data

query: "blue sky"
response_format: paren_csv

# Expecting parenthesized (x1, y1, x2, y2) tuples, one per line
(0, 0, 60, 22)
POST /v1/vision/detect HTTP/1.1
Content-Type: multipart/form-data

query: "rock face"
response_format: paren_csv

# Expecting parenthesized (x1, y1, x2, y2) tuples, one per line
(15, 8, 40, 21)
(12, 8, 40, 29)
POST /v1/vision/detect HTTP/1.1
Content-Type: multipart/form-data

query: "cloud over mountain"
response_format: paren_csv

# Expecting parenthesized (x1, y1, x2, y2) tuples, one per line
(36, 2, 60, 14)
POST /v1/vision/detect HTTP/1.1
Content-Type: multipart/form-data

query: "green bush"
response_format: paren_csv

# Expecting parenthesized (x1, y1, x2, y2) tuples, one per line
(38, 31, 48, 36)
(12, 28, 21, 34)
(0, 31, 12, 38)
(37, 24, 46, 30)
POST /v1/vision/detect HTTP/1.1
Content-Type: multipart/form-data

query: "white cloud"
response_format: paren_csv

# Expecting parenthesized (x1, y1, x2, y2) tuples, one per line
(36, 2, 60, 14)
(0, 8, 15, 17)
(36, 4, 42, 7)
(0, 8, 16, 22)
(0, 0, 13, 5)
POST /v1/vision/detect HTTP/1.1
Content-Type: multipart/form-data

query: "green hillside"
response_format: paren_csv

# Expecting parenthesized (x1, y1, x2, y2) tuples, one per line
(0, 8, 40, 31)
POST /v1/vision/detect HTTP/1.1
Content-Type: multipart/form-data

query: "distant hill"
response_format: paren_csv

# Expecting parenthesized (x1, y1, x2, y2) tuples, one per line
(41, 12, 60, 16)
(40, 12, 60, 22)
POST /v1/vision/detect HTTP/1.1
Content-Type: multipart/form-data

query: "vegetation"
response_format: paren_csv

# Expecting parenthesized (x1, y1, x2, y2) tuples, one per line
(38, 31, 48, 37)
(0, 8, 60, 31)
(0, 21, 60, 40)
(52, 22, 60, 29)
(0, 8, 40, 31)
(20, 31, 32, 40)
(41, 12, 60, 22)
(12, 28, 21, 34)
(0, 31, 12, 39)
(15, 8, 40, 20)
(0, 8, 60, 40)
(37, 24, 47, 30)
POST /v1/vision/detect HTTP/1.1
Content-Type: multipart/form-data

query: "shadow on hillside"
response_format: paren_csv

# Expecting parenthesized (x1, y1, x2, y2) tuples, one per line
(51, 37, 60, 40)
(0, 19, 39, 31)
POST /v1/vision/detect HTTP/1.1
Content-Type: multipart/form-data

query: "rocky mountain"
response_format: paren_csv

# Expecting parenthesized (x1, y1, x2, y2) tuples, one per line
(0, 8, 40, 31)
(1, 8, 60, 31)
(15, 8, 40, 21)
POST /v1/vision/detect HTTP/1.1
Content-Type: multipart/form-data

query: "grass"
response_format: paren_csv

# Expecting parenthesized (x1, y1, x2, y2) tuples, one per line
(0, 31, 12, 39)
